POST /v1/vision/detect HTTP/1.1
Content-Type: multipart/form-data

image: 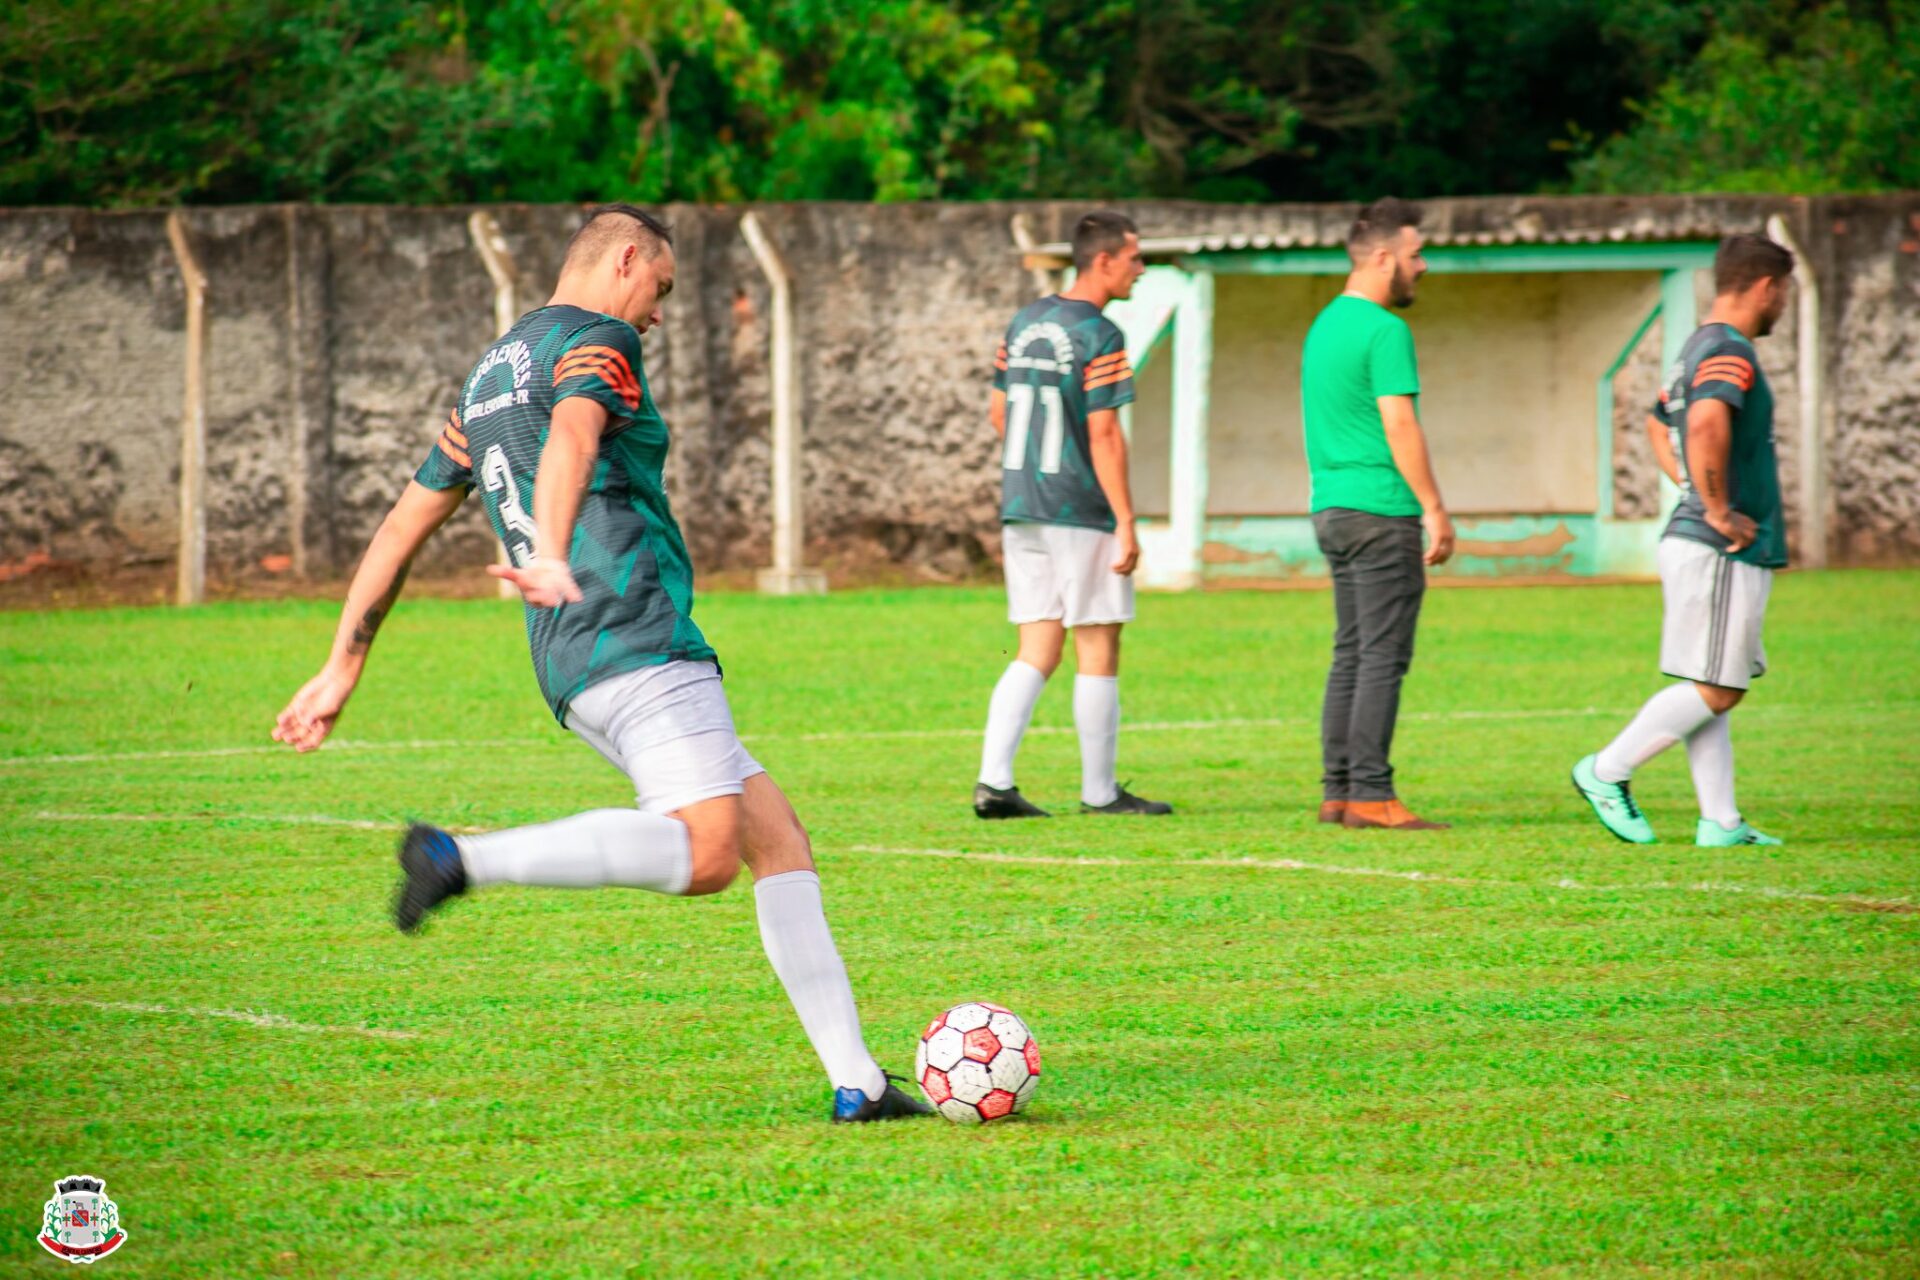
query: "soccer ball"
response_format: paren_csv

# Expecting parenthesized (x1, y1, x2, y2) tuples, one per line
(913, 1002, 1040, 1124)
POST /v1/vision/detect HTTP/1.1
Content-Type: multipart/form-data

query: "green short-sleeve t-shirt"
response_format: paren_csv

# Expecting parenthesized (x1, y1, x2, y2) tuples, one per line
(1301, 295, 1423, 517)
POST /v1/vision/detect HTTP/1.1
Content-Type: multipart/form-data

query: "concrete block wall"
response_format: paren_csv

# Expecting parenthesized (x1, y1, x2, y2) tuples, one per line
(1, 195, 1915, 581)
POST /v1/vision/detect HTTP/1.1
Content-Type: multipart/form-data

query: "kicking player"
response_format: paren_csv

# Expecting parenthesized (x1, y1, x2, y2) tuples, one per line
(272, 205, 929, 1123)
(1573, 232, 1794, 846)
(973, 211, 1171, 820)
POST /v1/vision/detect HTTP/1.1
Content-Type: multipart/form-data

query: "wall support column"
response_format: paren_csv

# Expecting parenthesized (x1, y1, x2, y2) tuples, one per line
(1766, 212, 1827, 567)
(166, 211, 207, 606)
(1166, 270, 1214, 590)
(741, 212, 826, 595)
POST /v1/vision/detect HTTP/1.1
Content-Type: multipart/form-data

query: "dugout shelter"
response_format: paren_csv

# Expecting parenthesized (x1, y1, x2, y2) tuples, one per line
(1022, 210, 1824, 589)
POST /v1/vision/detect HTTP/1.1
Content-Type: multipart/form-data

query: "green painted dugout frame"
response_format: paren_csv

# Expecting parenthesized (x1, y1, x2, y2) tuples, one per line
(1107, 241, 1719, 587)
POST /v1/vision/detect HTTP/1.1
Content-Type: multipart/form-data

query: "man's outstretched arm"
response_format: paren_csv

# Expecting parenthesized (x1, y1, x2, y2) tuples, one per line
(272, 481, 467, 752)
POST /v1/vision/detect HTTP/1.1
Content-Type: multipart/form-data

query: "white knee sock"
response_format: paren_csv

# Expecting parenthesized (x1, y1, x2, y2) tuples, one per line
(1595, 683, 1716, 783)
(979, 661, 1048, 789)
(457, 809, 692, 896)
(1686, 711, 1740, 828)
(755, 870, 886, 1097)
(1075, 674, 1121, 807)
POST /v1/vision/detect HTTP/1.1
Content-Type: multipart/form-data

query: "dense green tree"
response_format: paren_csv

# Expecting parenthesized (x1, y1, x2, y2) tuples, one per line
(1571, 1, 1920, 194)
(0, 0, 1910, 205)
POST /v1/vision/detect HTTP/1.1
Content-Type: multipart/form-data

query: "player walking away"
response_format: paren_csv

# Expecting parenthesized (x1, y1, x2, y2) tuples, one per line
(1302, 198, 1456, 832)
(973, 211, 1172, 820)
(271, 205, 930, 1124)
(1573, 233, 1794, 847)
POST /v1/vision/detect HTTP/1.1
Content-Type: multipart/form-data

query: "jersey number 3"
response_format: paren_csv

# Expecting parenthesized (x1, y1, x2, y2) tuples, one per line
(1003, 383, 1065, 474)
(482, 444, 540, 566)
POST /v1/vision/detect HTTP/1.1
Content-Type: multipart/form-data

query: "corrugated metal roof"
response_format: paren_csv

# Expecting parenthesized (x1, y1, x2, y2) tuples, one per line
(1023, 217, 1729, 259)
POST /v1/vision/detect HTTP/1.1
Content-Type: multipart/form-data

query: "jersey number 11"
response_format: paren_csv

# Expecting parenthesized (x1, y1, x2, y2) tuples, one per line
(1003, 383, 1065, 475)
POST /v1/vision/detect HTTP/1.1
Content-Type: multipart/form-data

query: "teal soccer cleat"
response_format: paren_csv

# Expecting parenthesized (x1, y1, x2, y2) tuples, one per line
(1571, 754, 1655, 844)
(1696, 819, 1783, 847)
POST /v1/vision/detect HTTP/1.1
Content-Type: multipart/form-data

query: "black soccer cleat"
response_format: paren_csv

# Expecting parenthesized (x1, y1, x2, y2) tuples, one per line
(832, 1073, 935, 1123)
(973, 782, 1051, 819)
(394, 823, 469, 934)
(1081, 785, 1173, 816)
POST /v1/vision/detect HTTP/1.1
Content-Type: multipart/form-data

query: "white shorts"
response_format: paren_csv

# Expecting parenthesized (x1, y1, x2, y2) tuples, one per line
(566, 661, 765, 814)
(1658, 536, 1772, 690)
(1003, 522, 1135, 628)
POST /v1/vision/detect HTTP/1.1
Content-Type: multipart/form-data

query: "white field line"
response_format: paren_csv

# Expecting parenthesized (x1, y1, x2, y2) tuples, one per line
(34, 810, 484, 835)
(8, 700, 1913, 768)
(842, 844, 1918, 914)
(0, 737, 548, 769)
(27, 810, 1915, 914)
(0, 994, 420, 1040)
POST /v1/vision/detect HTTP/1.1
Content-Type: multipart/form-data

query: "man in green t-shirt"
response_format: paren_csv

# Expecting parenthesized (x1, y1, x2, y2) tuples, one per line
(1573, 233, 1795, 848)
(1301, 197, 1455, 831)
(271, 206, 928, 1125)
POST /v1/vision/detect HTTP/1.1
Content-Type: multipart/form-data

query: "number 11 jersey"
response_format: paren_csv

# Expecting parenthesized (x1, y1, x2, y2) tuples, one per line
(993, 295, 1135, 532)
(414, 304, 715, 723)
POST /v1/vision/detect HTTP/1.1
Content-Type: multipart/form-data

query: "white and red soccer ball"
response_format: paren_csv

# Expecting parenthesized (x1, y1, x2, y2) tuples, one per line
(914, 1002, 1040, 1124)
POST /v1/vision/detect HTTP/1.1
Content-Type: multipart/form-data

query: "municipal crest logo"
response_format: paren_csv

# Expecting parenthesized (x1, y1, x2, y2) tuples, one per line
(38, 1176, 126, 1264)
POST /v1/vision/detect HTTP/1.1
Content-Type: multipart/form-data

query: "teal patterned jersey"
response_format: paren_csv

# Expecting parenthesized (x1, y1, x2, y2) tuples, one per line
(414, 304, 715, 722)
(1655, 323, 1787, 569)
(993, 294, 1135, 531)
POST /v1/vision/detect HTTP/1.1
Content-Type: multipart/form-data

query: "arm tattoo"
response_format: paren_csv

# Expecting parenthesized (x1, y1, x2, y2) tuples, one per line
(347, 565, 410, 656)
(1704, 469, 1721, 501)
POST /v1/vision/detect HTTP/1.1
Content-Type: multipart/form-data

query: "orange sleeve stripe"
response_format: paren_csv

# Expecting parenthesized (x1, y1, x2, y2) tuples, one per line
(555, 353, 642, 401)
(1696, 357, 1753, 375)
(437, 435, 471, 468)
(1084, 369, 1133, 391)
(554, 354, 635, 381)
(556, 357, 636, 386)
(563, 344, 632, 365)
(558, 366, 641, 409)
(555, 345, 637, 378)
(1693, 364, 1753, 389)
(1088, 351, 1129, 369)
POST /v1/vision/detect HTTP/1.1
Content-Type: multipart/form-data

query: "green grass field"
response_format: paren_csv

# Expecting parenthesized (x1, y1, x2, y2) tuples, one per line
(4, 572, 1918, 1277)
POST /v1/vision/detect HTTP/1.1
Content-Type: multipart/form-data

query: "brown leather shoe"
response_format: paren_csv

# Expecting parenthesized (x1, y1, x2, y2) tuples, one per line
(1340, 799, 1450, 830)
(1318, 801, 1349, 824)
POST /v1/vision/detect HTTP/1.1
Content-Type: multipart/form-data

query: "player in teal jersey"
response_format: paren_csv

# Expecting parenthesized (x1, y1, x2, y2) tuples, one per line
(1574, 233, 1795, 848)
(273, 205, 928, 1124)
(974, 212, 1171, 819)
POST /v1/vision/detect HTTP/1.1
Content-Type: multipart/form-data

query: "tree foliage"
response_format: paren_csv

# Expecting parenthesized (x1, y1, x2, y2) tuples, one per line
(0, 0, 1911, 206)
(1570, 1, 1920, 194)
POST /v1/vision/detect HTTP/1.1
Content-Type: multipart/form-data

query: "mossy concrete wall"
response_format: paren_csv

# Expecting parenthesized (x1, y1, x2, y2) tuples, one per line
(1, 195, 1914, 581)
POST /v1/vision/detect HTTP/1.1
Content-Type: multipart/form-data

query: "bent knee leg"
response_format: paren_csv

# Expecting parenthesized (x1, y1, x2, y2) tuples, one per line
(741, 773, 817, 879)
(673, 793, 744, 896)
(1694, 682, 1745, 714)
(684, 828, 742, 895)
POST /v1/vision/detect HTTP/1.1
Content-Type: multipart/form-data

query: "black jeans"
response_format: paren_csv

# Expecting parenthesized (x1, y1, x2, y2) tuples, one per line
(1313, 507, 1426, 802)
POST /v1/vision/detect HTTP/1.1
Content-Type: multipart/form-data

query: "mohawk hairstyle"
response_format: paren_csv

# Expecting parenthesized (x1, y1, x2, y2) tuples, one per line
(565, 203, 672, 269)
